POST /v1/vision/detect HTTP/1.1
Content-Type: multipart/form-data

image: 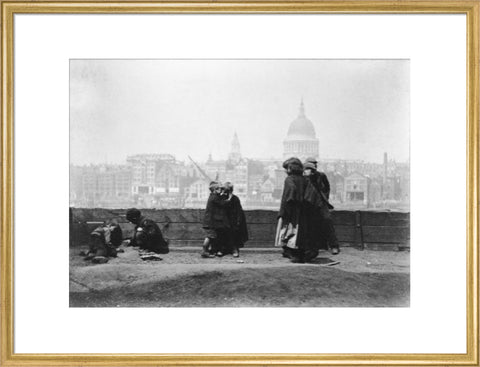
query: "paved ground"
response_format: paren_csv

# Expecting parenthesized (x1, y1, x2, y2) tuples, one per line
(70, 245, 410, 307)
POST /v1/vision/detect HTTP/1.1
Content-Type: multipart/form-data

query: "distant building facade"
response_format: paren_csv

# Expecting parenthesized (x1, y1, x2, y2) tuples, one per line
(344, 172, 370, 208)
(201, 132, 249, 202)
(125, 154, 188, 208)
(70, 164, 133, 208)
(184, 179, 210, 207)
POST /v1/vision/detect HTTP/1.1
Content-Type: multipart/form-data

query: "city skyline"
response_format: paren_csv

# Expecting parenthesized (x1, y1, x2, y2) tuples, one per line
(70, 148, 410, 211)
(70, 59, 410, 165)
(69, 148, 409, 167)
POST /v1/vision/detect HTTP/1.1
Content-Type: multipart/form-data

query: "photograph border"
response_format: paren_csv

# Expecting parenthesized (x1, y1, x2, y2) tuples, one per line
(1, 1, 479, 366)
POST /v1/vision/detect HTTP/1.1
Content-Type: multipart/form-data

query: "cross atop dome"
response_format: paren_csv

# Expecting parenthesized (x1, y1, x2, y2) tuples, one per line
(299, 98, 305, 117)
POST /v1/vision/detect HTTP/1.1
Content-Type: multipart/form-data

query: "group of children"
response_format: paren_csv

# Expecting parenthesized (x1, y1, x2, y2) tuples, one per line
(80, 182, 248, 263)
(201, 181, 248, 258)
(80, 156, 339, 265)
(81, 208, 170, 263)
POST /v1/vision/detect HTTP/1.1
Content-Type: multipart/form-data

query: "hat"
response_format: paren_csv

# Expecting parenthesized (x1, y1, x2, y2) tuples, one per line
(283, 157, 303, 175)
(126, 208, 141, 222)
(305, 157, 318, 165)
(282, 157, 303, 170)
(304, 162, 316, 170)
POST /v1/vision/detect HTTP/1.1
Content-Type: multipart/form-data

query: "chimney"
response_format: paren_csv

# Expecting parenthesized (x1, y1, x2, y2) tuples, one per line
(383, 152, 388, 184)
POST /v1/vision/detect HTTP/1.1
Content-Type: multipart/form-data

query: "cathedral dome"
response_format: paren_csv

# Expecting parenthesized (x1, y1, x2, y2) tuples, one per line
(285, 100, 317, 141)
(283, 100, 319, 160)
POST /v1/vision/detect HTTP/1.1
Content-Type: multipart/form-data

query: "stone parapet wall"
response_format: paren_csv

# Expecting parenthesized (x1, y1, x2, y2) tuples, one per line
(70, 208, 410, 251)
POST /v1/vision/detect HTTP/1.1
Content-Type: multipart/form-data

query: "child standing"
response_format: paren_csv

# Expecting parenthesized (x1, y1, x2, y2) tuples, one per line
(201, 181, 220, 258)
(201, 181, 232, 258)
(223, 182, 248, 257)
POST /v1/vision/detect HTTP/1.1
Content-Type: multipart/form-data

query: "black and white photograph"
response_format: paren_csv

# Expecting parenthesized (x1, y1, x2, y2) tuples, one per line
(69, 59, 410, 307)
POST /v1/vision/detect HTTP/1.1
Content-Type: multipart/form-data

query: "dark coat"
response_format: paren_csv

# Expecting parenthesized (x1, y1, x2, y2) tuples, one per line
(90, 224, 121, 257)
(308, 171, 334, 209)
(278, 174, 306, 226)
(109, 224, 123, 247)
(304, 171, 335, 251)
(278, 173, 309, 252)
(228, 194, 249, 247)
(202, 193, 232, 229)
(132, 216, 169, 254)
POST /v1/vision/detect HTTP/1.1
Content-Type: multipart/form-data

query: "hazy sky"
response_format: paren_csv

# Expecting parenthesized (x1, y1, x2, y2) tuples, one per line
(70, 59, 409, 165)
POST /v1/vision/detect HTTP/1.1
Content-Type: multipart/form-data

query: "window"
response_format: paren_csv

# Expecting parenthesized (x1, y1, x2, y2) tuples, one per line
(138, 186, 149, 194)
(348, 192, 364, 201)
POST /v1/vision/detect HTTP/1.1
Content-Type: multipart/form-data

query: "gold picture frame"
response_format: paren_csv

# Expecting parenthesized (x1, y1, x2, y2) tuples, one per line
(1, 1, 478, 366)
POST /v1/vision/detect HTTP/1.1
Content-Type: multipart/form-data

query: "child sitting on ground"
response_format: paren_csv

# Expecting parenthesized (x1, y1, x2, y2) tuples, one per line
(83, 219, 122, 263)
